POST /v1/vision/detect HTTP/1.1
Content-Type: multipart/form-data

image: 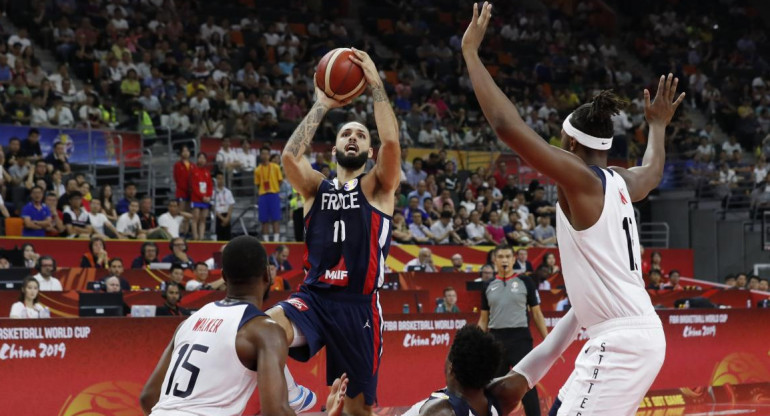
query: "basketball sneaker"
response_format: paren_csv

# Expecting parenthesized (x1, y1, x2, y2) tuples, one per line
(288, 385, 317, 413)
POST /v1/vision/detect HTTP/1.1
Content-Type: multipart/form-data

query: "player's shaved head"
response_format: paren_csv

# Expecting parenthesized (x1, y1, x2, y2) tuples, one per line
(222, 235, 268, 286)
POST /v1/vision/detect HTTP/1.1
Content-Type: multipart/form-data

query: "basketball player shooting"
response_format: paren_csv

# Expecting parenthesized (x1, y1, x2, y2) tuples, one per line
(139, 236, 347, 416)
(266, 47, 400, 416)
(462, 3, 685, 415)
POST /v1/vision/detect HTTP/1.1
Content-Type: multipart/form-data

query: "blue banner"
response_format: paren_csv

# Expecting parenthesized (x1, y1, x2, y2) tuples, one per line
(0, 125, 141, 166)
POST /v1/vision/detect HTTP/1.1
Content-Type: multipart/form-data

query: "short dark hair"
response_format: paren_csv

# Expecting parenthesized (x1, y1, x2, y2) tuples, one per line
(194, 262, 208, 269)
(440, 211, 452, 219)
(125, 182, 136, 189)
(443, 286, 456, 295)
(495, 244, 514, 256)
(649, 269, 662, 277)
(669, 269, 680, 277)
(724, 274, 736, 282)
(274, 244, 288, 254)
(109, 257, 123, 267)
(448, 325, 502, 389)
(69, 191, 83, 199)
(164, 281, 183, 295)
(222, 235, 267, 285)
(170, 264, 184, 273)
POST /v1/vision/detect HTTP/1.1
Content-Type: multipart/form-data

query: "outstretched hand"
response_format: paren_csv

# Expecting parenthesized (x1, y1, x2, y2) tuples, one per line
(462, 2, 493, 54)
(326, 373, 348, 416)
(348, 48, 383, 89)
(314, 75, 352, 109)
(644, 73, 685, 127)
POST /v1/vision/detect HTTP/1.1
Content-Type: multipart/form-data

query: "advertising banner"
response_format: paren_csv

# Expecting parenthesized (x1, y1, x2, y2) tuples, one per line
(1, 309, 769, 415)
(0, 125, 141, 166)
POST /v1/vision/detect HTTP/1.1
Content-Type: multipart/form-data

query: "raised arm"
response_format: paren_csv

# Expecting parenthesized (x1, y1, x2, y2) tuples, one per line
(461, 3, 597, 190)
(612, 74, 685, 202)
(281, 85, 346, 199)
(349, 48, 401, 194)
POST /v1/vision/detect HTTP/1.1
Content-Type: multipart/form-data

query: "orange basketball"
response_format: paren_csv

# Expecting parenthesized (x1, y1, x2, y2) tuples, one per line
(316, 48, 367, 102)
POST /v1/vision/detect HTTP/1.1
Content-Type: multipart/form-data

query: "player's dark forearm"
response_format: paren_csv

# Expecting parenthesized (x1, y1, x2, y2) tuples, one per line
(283, 101, 329, 161)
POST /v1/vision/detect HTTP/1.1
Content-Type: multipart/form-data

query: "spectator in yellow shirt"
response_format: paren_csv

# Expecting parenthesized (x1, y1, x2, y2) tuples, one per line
(254, 146, 283, 241)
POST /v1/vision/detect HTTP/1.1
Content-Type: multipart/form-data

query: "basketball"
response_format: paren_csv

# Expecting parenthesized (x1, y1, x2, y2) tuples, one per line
(315, 48, 367, 102)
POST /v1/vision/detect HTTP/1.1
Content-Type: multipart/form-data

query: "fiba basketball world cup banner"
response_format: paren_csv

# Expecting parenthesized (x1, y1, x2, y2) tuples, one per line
(0, 125, 141, 166)
(1, 310, 770, 415)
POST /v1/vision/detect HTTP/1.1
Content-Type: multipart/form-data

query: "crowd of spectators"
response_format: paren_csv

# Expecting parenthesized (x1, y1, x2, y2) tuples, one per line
(618, 0, 770, 209)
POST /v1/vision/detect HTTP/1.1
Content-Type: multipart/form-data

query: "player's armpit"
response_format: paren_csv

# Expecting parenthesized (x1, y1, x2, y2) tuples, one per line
(253, 320, 295, 416)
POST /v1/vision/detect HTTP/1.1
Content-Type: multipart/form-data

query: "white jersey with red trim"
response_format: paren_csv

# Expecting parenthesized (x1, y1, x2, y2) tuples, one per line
(151, 301, 266, 416)
(555, 167, 656, 328)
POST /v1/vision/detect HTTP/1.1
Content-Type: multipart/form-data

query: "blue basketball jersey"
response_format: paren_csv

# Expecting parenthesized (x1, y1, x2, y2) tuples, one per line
(302, 174, 392, 295)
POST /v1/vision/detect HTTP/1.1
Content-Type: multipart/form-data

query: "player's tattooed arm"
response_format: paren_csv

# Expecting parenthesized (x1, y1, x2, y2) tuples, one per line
(371, 84, 388, 103)
(285, 102, 328, 158)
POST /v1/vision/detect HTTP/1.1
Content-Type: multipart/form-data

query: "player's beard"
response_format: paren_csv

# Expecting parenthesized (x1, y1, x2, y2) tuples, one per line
(336, 150, 368, 170)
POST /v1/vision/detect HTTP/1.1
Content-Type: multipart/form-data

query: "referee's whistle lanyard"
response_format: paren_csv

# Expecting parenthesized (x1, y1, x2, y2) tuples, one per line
(496, 274, 517, 286)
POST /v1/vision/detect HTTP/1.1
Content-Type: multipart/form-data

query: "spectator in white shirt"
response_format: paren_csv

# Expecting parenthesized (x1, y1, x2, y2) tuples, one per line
(78, 95, 102, 125)
(30, 95, 49, 126)
(418, 120, 443, 147)
(47, 98, 75, 127)
(89, 199, 122, 238)
(188, 89, 210, 119)
(116, 199, 145, 239)
(229, 92, 250, 116)
(466, 210, 494, 245)
(213, 172, 235, 241)
(33, 256, 63, 291)
(10, 276, 50, 318)
(215, 138, 242, 174)
(409, 211, 435, 244)
(166, 104, 194, 134)
(722, 135, 743, 157)
(157, 200, 191, 239)
(236, 139, 257, 172)
(430, 211, 463, 244)
(7, 28, 32, 52)
(404, 247, 437, 272)
(138, 87, 162, 115)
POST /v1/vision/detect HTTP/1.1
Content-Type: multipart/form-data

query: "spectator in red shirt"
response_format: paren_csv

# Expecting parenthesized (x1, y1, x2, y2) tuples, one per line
(173, 145, 193, 237)
(190, 152, 213, 241)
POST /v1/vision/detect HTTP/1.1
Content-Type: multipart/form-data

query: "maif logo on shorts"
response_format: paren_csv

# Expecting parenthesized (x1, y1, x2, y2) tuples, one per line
(286, 298, 309, 312)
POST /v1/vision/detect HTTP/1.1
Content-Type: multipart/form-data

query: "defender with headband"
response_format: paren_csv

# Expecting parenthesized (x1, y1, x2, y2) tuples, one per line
(462, 3, 685, 415)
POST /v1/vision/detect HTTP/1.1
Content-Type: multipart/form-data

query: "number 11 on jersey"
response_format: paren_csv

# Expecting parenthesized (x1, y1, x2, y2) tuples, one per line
(333, 220, 346, 242)
(622, 217, 638, 271)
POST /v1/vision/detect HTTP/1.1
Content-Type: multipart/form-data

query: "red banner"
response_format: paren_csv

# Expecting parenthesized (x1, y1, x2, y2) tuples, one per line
(0, 238, 695, 278)
(1, 309, 769, 415)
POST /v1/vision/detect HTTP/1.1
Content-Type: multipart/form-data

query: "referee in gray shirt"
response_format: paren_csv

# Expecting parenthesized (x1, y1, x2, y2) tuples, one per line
(479, 245, 549, 416)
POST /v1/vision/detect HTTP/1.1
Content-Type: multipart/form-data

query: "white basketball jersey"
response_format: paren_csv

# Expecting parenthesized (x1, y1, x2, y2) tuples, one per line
(555, 167, 655, 328)
(151, 301, 265, 416)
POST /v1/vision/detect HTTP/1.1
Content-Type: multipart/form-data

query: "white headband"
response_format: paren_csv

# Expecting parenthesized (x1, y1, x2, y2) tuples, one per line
(562, 113, 613, 150)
